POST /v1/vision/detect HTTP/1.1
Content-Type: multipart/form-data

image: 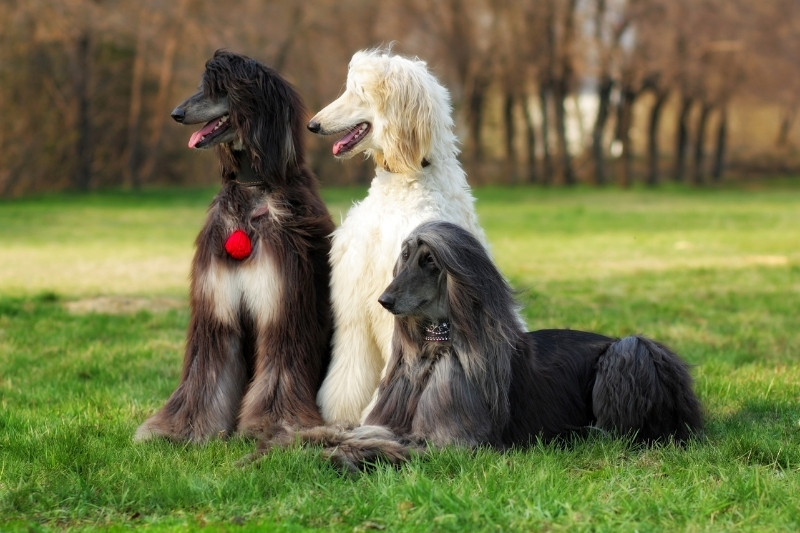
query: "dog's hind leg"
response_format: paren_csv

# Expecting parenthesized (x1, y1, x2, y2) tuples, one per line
(591, 336, 703, 442)
(134, 307, 248, 443)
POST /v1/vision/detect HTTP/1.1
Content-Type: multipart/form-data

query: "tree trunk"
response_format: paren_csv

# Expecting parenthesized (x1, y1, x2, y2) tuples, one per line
(712, 107, 728, 182)
(272, 3, 304, 72)
(73, 32, 93, 192)
(673, 95, 693, 182)
(692, 102, 712, 185)
(646, 90, 669, 186)
(522, 93, 539, 184)
(139, 0, 190, 184)
(775, 105, 796, 147)
(554, 77, 576, 185)
(467, 76, 489, 164)
(557, 0, 578, 186)
(539, 83, 553, 185)
(125, 11, 147, 190)
(615, 85, 636, 188)
(502, 91, 518, 183)
(592, 74, 613, 185)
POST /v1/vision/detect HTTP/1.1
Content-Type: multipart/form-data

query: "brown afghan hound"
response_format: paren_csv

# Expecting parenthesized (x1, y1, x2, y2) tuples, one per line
(135, 50, 334, 443)
(264, 221, 703, 471)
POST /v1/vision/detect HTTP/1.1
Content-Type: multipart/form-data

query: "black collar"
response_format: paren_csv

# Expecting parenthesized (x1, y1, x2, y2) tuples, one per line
(229, 151, 269, 187)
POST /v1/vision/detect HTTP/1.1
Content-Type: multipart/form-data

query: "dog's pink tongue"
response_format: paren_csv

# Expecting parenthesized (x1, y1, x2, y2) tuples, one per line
(187, 120, 218, 148)
(332, 128, 360, 155)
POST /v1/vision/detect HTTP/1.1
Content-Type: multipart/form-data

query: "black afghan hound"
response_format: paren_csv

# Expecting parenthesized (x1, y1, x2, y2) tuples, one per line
(263, 221, 703, 471)
(135, 50, 334, 443)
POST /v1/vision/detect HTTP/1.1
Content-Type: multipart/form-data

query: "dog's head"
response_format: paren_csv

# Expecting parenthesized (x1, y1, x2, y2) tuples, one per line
(172, 50, 305, 180)
(379, 221, 517, 331)
(307, 48, 449, 175)
(378, 234, 447, 321)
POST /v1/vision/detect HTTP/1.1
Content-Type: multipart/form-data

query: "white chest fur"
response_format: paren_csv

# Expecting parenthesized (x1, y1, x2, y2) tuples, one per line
(198, 248, 282, 329)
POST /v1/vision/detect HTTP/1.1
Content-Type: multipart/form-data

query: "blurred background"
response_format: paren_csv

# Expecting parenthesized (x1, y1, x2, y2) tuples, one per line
(1, 0, 798, 197)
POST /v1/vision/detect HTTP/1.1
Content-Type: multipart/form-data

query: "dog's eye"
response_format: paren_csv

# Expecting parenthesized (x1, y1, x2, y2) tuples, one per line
(419, 253, 436, 268)
(401, 248, 410, 261)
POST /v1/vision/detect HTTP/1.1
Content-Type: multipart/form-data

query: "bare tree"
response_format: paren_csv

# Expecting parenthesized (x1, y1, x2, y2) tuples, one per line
(73, 31, 93, 191)
(2, 0, 800, 196)
(632, 0, 680, 186)
(712, 107, 728, 181)
(645, 82, 670, 186)
(493, 0, 541, 183)
(589, 0, 640, 185)
(669, 0, 704, 183)
(125, 6, 148, 189)
(527, 0, 581, 185)
(742, 0, 800, 150)
(692, 100, 713, 184)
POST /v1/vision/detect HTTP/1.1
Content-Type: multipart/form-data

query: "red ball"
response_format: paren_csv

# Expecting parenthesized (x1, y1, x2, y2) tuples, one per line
(224, 229, 252, 260)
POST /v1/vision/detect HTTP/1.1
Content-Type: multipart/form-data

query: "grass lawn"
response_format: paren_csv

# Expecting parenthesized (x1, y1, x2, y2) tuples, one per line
(1, 184, 799, 531)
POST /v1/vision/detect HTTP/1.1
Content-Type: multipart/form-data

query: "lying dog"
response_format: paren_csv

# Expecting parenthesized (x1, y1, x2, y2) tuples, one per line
(263, 221, 703, 471)
(135, 50, 334, 443)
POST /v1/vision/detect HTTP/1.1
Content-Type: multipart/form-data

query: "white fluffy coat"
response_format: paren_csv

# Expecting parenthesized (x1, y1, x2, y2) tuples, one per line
(310, 49, 489, 424)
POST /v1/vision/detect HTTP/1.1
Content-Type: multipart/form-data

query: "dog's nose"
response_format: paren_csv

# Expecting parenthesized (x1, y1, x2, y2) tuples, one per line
(307, 120, 321, 133)
(171, 107, 185, 123)
(378, 293, 395, 313)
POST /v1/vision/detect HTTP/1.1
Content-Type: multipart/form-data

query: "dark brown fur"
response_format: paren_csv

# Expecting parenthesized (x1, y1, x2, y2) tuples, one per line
(263, 221, 703, 472)
(135, 51, 334, 443)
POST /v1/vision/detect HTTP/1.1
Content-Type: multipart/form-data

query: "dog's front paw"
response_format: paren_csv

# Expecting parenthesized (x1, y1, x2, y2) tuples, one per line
(132, 421, 161, 443)
(134, 412, 231, 443)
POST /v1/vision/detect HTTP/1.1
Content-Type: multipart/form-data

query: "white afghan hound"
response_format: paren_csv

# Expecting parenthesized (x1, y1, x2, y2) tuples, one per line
(307, 48, 493, 425)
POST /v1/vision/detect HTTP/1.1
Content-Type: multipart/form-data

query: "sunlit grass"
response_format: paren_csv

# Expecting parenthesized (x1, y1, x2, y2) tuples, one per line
(1, 184, 798, 531)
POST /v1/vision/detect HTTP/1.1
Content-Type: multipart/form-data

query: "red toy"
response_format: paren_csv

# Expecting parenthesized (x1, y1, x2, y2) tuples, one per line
(224, 229, 252, 260)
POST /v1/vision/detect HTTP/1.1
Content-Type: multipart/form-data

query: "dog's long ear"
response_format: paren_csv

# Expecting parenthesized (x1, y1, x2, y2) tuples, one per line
(377, 59, 433, 174)
(238, 63, 303, 182)
(211, 52, 303, 182)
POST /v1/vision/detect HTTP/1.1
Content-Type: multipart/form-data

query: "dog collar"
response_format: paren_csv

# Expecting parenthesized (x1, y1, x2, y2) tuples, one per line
(231, 178, 268, 187)
(230, 165, 268, 187)
(381, 158, 431, 173)
(423, 321, 450, 342)
(228, 151, 269, 187)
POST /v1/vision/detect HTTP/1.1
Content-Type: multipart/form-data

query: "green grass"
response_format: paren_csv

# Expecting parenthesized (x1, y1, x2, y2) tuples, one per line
(1, 184, 799, 531)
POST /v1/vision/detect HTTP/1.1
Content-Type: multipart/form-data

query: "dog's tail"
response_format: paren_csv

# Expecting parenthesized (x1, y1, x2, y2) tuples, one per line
(591, 336, 704, 442)
(256, 424, 424, 473)
(322, 425, 425, 473)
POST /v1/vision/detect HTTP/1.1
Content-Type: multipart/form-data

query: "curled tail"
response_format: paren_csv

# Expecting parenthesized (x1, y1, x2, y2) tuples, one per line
(592, 336, 703, 442)
(258, 424, 424, 473)
(322, 425, 424, 473)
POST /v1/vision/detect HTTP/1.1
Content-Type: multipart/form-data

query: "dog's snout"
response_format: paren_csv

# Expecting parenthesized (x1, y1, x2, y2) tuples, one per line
(307, 120, 321, 133)
(378, 292, 395, 313)
(171, 107, 186, 123)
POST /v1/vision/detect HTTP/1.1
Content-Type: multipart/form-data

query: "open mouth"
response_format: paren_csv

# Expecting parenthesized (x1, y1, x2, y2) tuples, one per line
(188, 115, 231, 149)
(332, 122, 371, 156)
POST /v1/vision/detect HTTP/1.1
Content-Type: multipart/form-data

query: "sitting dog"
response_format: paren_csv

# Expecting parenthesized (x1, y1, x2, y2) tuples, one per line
(307, 48, 495, 425)
(265, 221, 703, 471)
(135, 50, 334, 443)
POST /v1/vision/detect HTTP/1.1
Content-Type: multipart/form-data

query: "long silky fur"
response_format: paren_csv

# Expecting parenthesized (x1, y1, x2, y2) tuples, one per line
(272, 221, 703, 471)
(135, 51, 334, 444)
(310, 48, 509, 427)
